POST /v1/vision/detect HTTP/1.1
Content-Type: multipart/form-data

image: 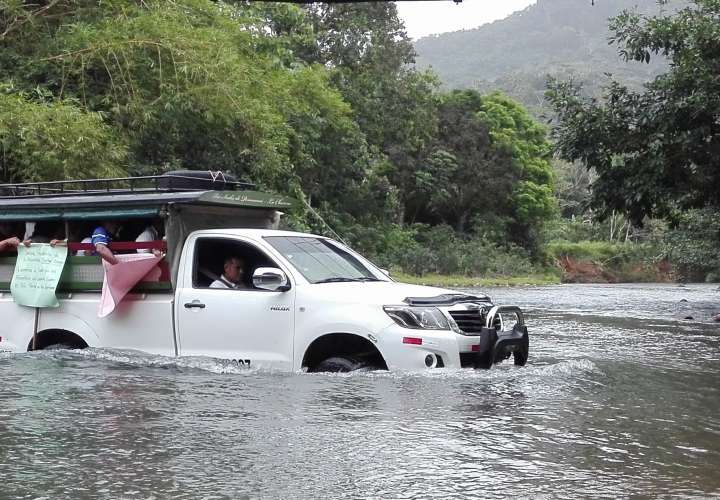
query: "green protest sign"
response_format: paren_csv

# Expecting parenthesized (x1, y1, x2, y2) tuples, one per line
(11, 244, 68, 308)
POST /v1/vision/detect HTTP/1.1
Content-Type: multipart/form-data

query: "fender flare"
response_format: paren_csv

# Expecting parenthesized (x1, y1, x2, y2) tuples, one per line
(300, 330, 387, 370)
(25, 313, 100, 351)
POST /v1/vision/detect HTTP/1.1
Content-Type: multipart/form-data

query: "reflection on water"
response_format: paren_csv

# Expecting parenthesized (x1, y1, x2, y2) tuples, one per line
(1, 284, 719, 499)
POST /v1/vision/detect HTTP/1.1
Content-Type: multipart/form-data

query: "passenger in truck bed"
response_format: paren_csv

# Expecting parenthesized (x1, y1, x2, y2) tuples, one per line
(0, 236, 21, 253)
(0, 222, 22, 253)
(91, 221, 120, 265)
(70, 221, 98, 256)
(23, 221, 65, 246)
(135, 220, 164, 255)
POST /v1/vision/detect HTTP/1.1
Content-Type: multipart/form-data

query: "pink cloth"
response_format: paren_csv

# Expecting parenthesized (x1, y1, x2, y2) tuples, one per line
(98, 254, 163, 318)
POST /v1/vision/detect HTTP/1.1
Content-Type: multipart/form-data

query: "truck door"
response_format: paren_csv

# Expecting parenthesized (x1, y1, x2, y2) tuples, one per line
(175, 235, 295, 370)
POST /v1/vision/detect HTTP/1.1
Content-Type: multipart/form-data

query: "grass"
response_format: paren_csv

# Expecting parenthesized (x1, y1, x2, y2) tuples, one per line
(392, 271, 561, 288)
(545, 240, 658, 264)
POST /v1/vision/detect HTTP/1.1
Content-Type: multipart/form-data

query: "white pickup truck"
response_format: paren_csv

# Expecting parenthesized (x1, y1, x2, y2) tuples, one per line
(0, 174, 529, 371)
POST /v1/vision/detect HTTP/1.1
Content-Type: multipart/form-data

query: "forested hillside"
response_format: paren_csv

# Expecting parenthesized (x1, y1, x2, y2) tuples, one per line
(1, 1, 714, 283)
(413, 0, 682, 113)
(0, 1, 556, 280)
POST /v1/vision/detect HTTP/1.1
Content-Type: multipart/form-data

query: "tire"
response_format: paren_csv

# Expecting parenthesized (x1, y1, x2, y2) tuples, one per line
(44, 343, 76, 351)
(313, 356, 369, 373)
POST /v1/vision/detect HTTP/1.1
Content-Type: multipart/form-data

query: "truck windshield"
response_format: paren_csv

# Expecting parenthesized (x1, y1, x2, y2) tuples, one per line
(264, 236, 383, 284)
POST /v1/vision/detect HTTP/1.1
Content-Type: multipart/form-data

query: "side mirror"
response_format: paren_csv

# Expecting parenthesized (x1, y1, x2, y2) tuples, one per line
(380, 268, 390, 277)
(253, 267, 290, 292)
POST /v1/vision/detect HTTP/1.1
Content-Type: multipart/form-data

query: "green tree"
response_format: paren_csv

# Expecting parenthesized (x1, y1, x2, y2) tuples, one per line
(0, 0, 560, 271)
(663, 209, 720, 281)
(478, 92, 555, 226)
(0, 90, 126, 183)
(301, 3, 439, 223)
(409, 90, 511, 233)
(409, 90, 555, 247)
(547, 0, 720, 223)
(0, 1, 362, 200)
(553, 159, 593, 218)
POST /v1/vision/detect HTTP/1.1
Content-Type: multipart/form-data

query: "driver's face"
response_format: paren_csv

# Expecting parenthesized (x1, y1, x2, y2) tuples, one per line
(224, 258, 244, 283)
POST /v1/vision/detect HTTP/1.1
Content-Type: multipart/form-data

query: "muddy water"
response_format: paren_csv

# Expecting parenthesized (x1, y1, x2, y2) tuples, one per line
(0, 284, 718, 499)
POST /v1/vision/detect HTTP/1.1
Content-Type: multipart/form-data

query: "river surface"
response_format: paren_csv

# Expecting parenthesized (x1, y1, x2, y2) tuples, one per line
(1, 283, 719, 499)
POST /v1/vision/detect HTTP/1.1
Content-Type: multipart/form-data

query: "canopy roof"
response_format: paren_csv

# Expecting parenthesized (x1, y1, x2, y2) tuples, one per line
(0, 190, 295, 221)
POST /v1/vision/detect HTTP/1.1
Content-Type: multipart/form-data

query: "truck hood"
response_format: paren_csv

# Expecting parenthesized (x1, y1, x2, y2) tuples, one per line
(302, 281, 491, 306)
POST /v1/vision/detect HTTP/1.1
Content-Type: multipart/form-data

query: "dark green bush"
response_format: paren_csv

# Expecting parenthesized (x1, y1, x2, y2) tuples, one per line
(663, 209, 720, 282)
(372, 224, 538, 277)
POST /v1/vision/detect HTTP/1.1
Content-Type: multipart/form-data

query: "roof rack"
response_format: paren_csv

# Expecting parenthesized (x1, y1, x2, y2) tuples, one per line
(0, 173, 255, 199)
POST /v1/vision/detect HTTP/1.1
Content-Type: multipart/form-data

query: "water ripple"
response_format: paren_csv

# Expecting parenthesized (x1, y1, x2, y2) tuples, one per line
(1, 284, 720, 498)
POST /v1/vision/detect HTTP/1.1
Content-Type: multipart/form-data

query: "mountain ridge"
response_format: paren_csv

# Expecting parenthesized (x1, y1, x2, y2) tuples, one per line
(413, 0, 683, 113)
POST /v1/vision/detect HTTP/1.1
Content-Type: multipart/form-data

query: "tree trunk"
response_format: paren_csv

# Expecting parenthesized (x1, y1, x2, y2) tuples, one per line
(456, 211, 468, 233)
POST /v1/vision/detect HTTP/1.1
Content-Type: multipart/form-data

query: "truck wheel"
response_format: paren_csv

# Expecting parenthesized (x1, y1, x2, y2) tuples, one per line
(313, 356, 369, 373)
(44, 343, 76, 350)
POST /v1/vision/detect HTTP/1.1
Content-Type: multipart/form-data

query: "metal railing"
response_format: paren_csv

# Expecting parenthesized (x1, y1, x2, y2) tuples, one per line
(0, 173, 255, 199)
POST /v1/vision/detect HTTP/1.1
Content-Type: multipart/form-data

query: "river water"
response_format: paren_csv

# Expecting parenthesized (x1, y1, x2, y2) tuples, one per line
(1, 283, 718, 499)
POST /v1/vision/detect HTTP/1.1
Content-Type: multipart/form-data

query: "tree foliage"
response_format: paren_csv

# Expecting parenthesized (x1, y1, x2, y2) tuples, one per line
(1, 0, 357, 195)
(0, 0, 560, 273)
(300, 2, 439, 225)
(663, 209, 720, 281)
(0, 89, 126, 182)
(548, 0, 720, 223)
(406, 90, 555, 248)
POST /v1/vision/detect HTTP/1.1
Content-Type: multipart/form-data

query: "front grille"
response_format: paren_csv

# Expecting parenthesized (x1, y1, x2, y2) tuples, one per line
(449, 310, 485, 334)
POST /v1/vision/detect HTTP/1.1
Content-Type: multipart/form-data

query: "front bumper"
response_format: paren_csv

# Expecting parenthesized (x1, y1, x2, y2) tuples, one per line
(470, 324, 529, 369)
(376, 323, 529, 371)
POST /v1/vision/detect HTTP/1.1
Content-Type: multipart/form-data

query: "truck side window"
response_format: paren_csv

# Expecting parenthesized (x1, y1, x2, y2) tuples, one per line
(192, 238, 279, 290)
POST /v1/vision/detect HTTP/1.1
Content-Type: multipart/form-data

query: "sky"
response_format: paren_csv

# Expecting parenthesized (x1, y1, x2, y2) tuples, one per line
(396, 0, 536, 40)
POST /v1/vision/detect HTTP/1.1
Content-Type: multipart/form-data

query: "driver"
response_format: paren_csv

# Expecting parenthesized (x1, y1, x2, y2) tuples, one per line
(210, 256, 248, 289)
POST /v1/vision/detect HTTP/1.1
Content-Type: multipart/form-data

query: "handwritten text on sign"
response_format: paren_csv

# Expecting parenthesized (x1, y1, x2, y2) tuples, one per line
(11, 244, 68, 308)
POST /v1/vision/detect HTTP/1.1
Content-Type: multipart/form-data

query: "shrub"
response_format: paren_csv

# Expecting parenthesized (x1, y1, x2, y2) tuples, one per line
(546, 240, 658, 264)
(663, 209, 720, 282)
(386, 225, 538, 277)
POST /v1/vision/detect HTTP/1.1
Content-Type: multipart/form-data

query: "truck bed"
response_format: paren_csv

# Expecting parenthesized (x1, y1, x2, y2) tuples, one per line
(0, 291, 176, 355)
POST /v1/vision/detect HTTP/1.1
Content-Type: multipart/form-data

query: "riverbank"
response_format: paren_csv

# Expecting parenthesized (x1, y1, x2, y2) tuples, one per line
(394, 256, 675, 287)
(556, 256, 675, 283)
(390, 238, 685, 286)
(547, 241, 676, 283)
(393, 272, 562, 287)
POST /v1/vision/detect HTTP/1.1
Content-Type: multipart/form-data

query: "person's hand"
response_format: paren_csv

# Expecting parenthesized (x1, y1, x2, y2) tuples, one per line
(105, 254, 119, 266)
(96, 243, 118, 265)
(22, 239, 32, 247)
(151, 248, 165, 258)
(6, 237, 21, 248)
(50, 239, 66, 247)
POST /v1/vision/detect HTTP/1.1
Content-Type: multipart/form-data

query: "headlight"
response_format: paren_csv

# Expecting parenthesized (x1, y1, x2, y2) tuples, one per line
(383, 305, 451, 330)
